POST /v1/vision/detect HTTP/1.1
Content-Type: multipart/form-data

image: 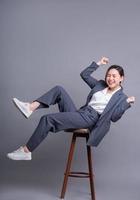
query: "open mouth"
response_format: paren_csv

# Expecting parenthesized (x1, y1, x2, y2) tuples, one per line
(108, 82, 115, 85)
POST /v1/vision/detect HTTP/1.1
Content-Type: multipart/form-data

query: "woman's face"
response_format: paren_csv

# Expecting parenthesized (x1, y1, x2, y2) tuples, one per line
(106, 68, 124, 90)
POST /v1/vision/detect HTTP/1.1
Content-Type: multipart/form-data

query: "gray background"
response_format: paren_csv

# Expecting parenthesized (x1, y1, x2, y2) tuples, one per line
(0, 0, 140, 200)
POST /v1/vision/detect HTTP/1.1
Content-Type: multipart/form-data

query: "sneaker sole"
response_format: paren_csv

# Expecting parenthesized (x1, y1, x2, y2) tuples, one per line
(7, 154, 31, 160)
(13, 98, 30, 118)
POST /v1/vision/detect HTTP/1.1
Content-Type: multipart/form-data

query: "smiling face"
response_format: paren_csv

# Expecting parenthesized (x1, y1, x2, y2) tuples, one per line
(105, 68, 124, 91)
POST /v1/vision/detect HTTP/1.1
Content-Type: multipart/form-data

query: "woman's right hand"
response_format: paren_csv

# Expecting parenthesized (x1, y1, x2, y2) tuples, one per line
(127, 96, 135, 104)
(97, 57, 109, 65)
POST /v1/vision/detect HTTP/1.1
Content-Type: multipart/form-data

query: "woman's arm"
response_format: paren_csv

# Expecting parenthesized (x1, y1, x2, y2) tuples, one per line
(80, 57, 109, 89)
(111, 96, 135, 122)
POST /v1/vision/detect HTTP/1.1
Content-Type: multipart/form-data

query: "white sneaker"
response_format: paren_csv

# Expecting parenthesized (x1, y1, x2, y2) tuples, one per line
(13, 98, 33, 118)
(7, 147, 32, 160)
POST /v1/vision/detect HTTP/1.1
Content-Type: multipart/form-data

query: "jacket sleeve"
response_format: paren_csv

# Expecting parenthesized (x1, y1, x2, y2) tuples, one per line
(80, 61, 100, 89)
(111, 98, 131, 122)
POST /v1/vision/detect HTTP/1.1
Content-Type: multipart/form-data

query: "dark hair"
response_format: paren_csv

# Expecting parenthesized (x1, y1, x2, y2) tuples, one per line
(105, 65, 124, 81)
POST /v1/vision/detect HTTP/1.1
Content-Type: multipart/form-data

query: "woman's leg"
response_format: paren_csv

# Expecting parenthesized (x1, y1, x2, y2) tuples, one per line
(7, 111, 93, 160)
(7, 108, 99, 160)
(13, 85, 77, 118)
(26, 111, 95, 152)
(35, 85, 77, 112)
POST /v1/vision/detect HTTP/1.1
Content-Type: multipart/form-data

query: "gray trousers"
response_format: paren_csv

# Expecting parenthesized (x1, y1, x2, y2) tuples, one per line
(26, 86, 99, 152)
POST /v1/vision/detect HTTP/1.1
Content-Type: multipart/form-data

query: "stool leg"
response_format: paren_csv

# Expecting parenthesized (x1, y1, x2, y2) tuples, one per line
(60, 133, 76, 199)
(87, 145, 96, 200)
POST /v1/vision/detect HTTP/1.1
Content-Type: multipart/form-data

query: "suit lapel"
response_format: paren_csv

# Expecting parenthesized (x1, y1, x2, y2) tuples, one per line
(86, 81, 107, 104)
(100, 88, 123, 118)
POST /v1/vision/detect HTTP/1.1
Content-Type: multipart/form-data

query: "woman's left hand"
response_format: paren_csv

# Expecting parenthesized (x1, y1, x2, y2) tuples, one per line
(127, 96, 135, 104)
(97, 57, 109, 66)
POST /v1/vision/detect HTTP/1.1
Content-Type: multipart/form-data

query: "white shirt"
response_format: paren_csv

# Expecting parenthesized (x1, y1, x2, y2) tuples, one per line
(88, 87, 121, 114)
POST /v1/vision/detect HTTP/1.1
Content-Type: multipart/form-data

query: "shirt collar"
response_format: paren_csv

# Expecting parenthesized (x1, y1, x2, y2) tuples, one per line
(102, 87, 121, 95)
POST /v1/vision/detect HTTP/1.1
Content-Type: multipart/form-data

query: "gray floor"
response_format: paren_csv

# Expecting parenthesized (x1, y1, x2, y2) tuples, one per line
(1, 154, 93, 200)
(1, 147, 139, 200)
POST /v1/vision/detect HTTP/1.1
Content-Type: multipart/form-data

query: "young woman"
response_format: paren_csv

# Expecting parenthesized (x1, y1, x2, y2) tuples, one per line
(7, 57, 135, 160)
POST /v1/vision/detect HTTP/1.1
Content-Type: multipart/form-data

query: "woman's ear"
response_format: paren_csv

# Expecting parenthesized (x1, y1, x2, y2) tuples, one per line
(120, 76, 124, 84)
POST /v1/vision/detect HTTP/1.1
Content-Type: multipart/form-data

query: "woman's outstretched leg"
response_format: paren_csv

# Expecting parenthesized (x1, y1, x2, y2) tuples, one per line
(13, 85, 76, 118)
(7, 109, 97, 160)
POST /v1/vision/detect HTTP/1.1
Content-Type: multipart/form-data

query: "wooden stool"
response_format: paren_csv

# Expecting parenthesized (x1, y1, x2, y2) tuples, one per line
(60, 129, 96, 200)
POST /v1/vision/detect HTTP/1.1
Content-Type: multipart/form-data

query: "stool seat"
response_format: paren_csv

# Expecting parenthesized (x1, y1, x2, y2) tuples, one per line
(60, 129, 96, 200)
(65, 128, 89, 134)
(73, 128, 89, 133)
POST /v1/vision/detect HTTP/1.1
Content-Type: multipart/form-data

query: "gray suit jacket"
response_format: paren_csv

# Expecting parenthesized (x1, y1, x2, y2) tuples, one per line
(80, 61, 131, 147)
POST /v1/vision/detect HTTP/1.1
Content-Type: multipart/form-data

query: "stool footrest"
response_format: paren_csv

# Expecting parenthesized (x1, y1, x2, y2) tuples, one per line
(68, 171, 90, 178)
